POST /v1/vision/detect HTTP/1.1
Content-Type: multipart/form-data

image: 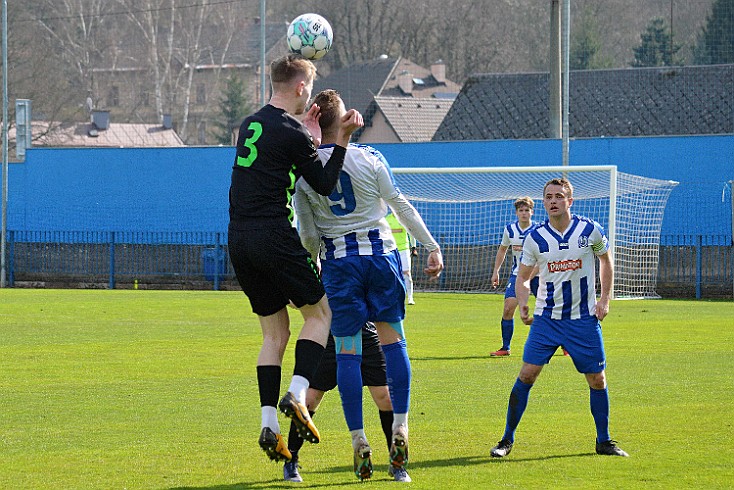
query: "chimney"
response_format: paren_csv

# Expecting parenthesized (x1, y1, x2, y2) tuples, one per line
(430, 60, 446, 84)
(162, 114, 173, 129)
(398, 70, 413, 95)
(91, 110, 110, 130)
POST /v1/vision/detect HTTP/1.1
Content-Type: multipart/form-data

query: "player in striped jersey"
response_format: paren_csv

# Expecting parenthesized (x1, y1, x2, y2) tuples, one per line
(490, 197, 540, 357)
(489, 178, 629, 459)
(294, 89, 443, 481)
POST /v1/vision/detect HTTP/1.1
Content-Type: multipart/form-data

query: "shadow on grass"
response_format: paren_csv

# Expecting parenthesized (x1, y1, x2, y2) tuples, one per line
(168, 452, 596, 489)
(412, 350, 571, 362)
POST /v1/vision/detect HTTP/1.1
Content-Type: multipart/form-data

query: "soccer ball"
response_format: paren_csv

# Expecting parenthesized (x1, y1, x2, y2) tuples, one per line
(287, 13, 333, 60)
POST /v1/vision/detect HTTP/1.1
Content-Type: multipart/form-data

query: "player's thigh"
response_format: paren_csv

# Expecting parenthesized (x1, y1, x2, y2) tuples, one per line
(360, 323, 387, 387)
(365, 252, 406, 323)
(322, 257, 369, 338)
(228, 228, 289, 316)
(503, 296, 519, 317)
(564, 317, 607, 374)
(504, 275, 517, 299)
(522, 315, 564, 366)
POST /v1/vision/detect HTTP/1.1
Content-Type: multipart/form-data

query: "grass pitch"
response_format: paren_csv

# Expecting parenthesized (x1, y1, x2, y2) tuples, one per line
(1, 289, 732, 489)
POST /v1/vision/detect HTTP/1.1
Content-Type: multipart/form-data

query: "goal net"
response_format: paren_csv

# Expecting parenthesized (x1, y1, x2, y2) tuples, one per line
(392, 165, 678, 299)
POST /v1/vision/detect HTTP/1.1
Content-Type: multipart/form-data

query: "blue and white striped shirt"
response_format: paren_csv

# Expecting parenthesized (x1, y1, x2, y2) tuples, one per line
(294, 143, 439, 261)
(501, 220, 539, 276)
(521, 215, 609, 320)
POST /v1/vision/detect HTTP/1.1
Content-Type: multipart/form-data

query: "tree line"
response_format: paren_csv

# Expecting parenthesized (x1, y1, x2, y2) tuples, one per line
(4, 0, 732, 145)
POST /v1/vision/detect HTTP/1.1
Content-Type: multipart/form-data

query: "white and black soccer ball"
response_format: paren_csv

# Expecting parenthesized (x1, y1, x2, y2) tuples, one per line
(287, 13, 333, 60)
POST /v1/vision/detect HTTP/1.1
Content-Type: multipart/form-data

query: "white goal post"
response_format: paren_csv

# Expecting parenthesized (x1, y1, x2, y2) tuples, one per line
(392, 165, 678, 299)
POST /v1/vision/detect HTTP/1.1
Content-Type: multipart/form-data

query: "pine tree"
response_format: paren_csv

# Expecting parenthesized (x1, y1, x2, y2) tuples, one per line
(631, 17, 682, 67)
(570, 7, 613, 70)
(211, 74, 252, 145)
(693, 0, 734, 65)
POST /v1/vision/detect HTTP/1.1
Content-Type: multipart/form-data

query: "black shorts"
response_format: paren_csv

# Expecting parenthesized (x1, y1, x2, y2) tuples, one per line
(310, 323, 388, 392)
(228, 226, 325, 316)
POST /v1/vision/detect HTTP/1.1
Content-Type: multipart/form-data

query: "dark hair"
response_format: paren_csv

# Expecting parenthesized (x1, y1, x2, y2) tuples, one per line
(312, 89, 342, 132)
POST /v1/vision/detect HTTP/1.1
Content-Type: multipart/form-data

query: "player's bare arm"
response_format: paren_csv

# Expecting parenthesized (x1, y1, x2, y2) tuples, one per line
(516, 263, 534, 325)
(596, 251, 613, 321)
(492, 245, 509, 287)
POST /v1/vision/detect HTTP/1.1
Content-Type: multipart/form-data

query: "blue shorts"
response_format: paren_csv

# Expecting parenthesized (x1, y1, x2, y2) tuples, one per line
(321, 250, 406, 338)
(523, 315, 606, 373)
(505, 275, 540, 299)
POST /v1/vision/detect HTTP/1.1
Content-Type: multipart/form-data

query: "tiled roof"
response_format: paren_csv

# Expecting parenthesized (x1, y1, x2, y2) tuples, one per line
(26, 121, 185, 147)
(380, 58, 462, 98)
(373, 96, 455, 142)
(314, 56, 461, 142)
(313, 57, 399, 116)
(434, 64, 734, 140)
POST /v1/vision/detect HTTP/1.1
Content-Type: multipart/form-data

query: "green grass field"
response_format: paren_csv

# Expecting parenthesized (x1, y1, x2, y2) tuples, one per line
(1, 289, 732, 489)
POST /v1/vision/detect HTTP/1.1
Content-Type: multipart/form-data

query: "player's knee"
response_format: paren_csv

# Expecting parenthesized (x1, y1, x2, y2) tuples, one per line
(306, 389, 324, 411)
(586, 371, 607, 389)
(518, 364, 542, 384)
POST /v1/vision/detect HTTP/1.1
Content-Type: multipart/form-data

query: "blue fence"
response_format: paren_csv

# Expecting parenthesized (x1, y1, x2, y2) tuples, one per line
(6, 230, 732, 298)
(7, 230, 230, 291)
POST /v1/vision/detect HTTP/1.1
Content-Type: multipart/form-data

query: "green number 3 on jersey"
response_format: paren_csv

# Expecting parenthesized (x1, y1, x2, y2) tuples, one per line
(236, 122, 263, 168)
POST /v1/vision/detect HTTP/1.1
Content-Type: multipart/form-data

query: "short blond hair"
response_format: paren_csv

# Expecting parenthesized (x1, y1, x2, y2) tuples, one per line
(270, 54, 316, 86)
(543, 178, 574, 198)
(514, 196, 534, 210)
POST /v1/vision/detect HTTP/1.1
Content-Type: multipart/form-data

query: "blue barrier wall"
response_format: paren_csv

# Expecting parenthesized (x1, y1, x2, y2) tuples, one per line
(6, 135, 733, 240)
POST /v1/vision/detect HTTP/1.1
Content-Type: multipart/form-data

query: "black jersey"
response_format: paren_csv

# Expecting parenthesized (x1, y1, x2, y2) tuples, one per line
(229, 104, 346, 230)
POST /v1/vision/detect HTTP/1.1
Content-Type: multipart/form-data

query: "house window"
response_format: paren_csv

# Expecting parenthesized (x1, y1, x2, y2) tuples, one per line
(196, 84, 206, 105)
(109, 86, 120, 107)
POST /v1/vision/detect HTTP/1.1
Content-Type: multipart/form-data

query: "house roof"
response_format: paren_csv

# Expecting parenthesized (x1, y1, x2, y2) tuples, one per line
(380, 58, 462, 98)
(313, 56, 461, 141)
(373, 96, 455, 142)
(313, 57, 399, 116)
(21, 121, 185, 148)
(433, 64, 734, 140)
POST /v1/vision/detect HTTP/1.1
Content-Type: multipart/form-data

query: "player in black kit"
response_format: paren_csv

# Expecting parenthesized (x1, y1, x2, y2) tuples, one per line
(228, 53, 363, 463)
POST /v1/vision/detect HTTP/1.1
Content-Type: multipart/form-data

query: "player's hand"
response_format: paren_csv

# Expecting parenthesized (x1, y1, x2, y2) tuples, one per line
(520, 305, 533, 325)
(596, 297, 610, 321)
(303, 103, 322, 147)
(410, 246, 418, 257)
(340, 109, 364, 134)
(491, 272, 500, 288)
(424, 250, 443, 281)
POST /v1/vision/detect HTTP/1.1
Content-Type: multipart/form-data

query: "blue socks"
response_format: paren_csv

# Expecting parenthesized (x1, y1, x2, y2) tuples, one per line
(336, 353, 364, 431)
(501, 319, 514, 350)
(502, 378, 533, 442)
(590, 387, 611, 443)
(382, 339, 411, 414)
